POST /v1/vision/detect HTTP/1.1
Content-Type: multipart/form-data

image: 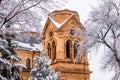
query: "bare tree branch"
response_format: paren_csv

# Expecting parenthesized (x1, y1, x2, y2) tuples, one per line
(76, 0, 120, 79)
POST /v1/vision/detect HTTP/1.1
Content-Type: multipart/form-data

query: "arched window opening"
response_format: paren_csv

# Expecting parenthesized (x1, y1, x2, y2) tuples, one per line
(52, 41, 56, 61)
(74, 41, 79, 58)
(66, 40, 72, 58)
(70, 29, 75, 36)
(26, 58, 30, 69)
(49, 31, 53, 37)
(47, 43, 51, 58)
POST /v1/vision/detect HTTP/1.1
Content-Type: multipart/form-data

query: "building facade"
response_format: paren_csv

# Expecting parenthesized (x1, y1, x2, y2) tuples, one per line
(18, 9, 91, 80)
(15, 32, 41, 80)
(43, 9, 91, 80)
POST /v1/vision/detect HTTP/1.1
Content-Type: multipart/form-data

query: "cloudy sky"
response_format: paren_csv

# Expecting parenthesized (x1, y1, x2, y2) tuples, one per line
(65, 0, 98, 23)
(64, 0, 114, 80)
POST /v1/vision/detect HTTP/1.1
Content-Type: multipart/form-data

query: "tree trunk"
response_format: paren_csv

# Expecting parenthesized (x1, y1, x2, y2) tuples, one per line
(114, 53, 120, 68)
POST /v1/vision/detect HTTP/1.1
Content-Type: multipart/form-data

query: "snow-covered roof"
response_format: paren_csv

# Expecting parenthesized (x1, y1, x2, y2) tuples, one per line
(48, 14, 74, 28)
(13, 36, 42, 51)
(15, 41, 42, 51)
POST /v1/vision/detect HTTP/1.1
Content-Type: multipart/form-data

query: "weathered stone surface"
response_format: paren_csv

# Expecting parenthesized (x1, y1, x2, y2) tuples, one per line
(18, 9, 91, 80)
(43, 9, 91, 80)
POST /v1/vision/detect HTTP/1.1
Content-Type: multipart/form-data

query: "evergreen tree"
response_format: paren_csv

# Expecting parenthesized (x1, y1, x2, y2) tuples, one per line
(0, 0, 66, 80)
(29, 50, 59, 80)
(0, 26, 25, 80)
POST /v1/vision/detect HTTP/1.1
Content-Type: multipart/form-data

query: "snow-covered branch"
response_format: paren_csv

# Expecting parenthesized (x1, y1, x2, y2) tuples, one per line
(76, 0, 120, 79)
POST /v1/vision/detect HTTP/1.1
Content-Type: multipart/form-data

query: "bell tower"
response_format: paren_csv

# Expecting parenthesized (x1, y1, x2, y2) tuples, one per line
(43, 9, 91, 80)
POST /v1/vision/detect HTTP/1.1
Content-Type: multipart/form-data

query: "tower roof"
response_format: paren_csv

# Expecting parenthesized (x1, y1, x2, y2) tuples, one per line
(49, 9, 79, 17)
(48, 9, 80, 28)
(43, 9, 85, 35)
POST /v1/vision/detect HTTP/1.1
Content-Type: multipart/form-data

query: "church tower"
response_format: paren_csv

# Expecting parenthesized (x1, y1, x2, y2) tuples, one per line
(43, 9, 91, 80)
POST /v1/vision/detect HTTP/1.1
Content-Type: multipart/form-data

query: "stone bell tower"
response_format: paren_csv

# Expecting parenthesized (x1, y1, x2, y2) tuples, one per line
(42, 9, 91, 80)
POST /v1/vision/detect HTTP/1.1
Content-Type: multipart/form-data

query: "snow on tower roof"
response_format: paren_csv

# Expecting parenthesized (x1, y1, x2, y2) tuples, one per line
(48, 14, 74, 28)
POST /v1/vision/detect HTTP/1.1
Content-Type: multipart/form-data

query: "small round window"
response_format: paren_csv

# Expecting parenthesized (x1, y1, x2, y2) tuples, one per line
(70, 29, 75, 36)
(49, 31, 53, 37)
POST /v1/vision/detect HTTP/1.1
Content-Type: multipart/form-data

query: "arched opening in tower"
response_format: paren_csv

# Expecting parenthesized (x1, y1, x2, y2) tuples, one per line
(66, 40, 72, 58)
(52, 41, 56, 61)
(47, 43, 51, 58)
(74, 41, 79, 58)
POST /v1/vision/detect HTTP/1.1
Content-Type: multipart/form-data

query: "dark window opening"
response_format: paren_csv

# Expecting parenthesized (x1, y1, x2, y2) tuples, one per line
(48, 43, 51, 58)
(70, 29, 75, 35)
(52, 41, 56, 61)
(26, 58, 30, 69)
(66, 40, 71, 58)
(49, 48, 51, 58)
(74, 41, 79, 58)
(49, 31, 53, 37)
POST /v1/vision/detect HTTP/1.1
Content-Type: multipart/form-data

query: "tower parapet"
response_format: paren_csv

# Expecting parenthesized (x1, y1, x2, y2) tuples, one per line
(43, 9, 91, 80)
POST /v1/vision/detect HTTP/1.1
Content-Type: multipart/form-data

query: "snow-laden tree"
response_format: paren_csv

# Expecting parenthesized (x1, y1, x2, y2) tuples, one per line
(0, 32, 25, 80)
(76, 0, 120, 79)
(0, 0, 66, 32)
(29, 50, 59, 80)
(0, 0, 66, 80)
